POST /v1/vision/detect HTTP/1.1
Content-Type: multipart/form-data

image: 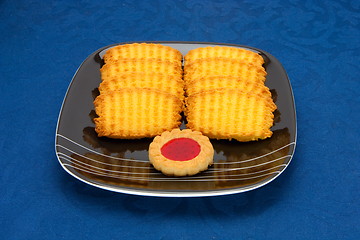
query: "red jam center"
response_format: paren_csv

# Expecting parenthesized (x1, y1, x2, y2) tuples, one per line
(160, 138, 201, 161)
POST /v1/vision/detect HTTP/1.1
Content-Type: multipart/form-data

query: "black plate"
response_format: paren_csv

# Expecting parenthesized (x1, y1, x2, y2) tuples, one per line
(55, 41, 297, 197)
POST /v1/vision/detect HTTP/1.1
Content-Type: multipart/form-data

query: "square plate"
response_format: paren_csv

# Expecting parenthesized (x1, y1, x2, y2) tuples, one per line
(55, 41, 297, 197)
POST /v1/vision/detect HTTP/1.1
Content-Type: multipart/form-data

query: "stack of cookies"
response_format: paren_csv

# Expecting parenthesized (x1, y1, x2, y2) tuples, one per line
(94, 43, 184, 139)
(184, 46, 276, 142)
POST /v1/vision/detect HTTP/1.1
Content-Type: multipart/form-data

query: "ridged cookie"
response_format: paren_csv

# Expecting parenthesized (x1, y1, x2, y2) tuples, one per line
(99, 71, 184, 100)
(94, 88, 183, 139)
(100, 58, 182, 82)
(185, 88, 276, 141)
(185, 46, 264, 66)
(103, 43, 182, 64)
(184, 58, 266, 83)
(186, 75, 272, 99)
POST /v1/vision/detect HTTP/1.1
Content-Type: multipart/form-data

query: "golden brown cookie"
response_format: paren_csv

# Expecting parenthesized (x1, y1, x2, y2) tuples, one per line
(185, 46, 264, 66)
(103, 43, 183, 64)
(94, 88, 183, 139)
(149, 129, 214, 176)
(98, 71, 185, 100)
(185, 75, 272, 99)
(185, 88, 276, 141)
(100, 58, 182, 82)
(184, 57, 266, 83)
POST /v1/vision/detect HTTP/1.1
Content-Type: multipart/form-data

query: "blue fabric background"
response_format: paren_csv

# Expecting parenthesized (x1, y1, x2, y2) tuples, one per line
(1, 0, 359, 239)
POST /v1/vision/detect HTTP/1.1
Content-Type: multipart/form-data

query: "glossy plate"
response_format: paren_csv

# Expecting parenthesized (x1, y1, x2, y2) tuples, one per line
(55, 41, 297, 197)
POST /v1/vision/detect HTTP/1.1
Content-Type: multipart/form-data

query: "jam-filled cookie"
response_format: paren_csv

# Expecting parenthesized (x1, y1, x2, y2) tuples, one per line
(149, 129, 214, 177)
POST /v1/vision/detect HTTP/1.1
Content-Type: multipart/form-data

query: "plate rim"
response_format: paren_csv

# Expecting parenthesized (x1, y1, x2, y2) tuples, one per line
(55, 41, 297, 197)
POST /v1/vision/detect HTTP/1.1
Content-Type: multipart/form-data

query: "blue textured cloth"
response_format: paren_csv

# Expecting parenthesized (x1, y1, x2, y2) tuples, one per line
(1, 0, 359, 239)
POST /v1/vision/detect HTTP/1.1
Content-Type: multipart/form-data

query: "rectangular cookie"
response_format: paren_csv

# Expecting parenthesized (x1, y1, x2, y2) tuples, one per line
(185, 88, 276, 141)
(184, 58, 266, 83)
(185, 75, 272, 99)
(185, 46, 264, 66)
(100, 58, 182, 82)
(98, 71, 185, 100)
(94, 88, 183, 139)
(103, 43, 183, 64)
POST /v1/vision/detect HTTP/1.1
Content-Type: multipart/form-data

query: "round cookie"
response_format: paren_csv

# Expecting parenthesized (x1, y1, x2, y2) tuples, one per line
(149, 129, 214, 177)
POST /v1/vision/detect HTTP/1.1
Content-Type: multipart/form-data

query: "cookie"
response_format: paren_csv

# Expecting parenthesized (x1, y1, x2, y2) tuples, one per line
(100, 58, 182, 82)
(103, 43, 182, 64)
(149, 129, 214, 176)
(185, 46, 264, 66)
(94, 88, 183, 139)
(185, 75, 272, 99)
(185, 88, 276, 141)
(184, 57, 266, 83)
(98, 71, 185, 100)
